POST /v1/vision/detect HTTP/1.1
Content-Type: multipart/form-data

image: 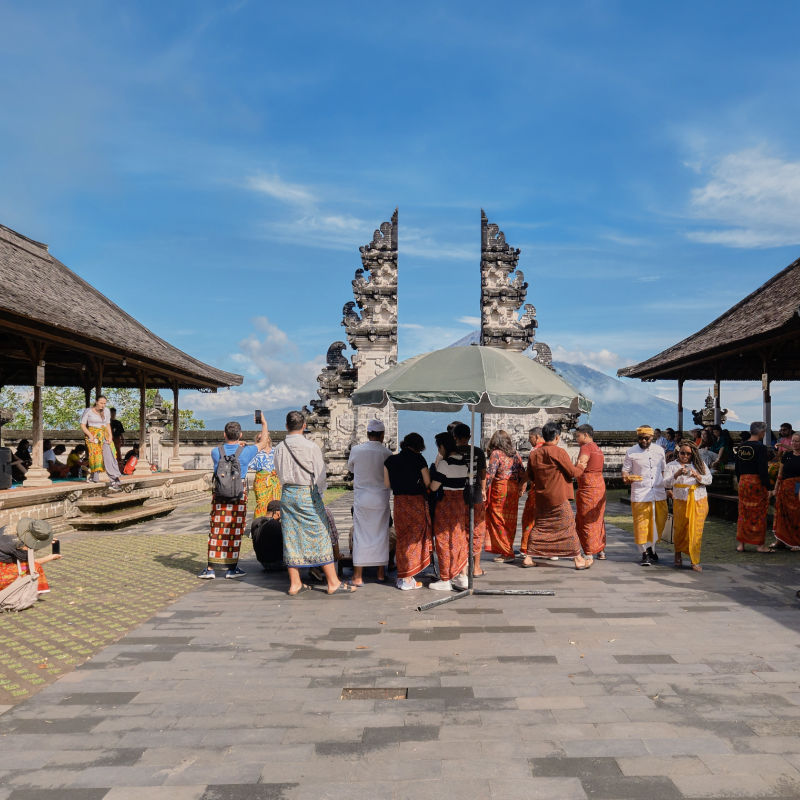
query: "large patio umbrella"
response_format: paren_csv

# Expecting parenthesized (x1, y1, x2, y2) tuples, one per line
(351, 344, 592, 610)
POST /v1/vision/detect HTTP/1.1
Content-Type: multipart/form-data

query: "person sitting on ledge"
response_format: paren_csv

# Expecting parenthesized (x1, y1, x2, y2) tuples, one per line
(0, 519, 62, 598)
(66, 444, 89, 478)
(47, 444, 71, 479)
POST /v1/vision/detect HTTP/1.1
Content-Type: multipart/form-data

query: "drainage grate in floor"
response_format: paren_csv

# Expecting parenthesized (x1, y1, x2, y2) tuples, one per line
(340, 688, 408, 700)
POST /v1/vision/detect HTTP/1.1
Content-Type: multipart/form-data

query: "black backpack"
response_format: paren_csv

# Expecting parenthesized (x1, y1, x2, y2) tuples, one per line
(213, 444, 245, 502)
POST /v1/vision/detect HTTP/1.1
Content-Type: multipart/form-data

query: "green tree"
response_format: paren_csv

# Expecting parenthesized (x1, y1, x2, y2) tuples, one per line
(0, 386, 205, 431)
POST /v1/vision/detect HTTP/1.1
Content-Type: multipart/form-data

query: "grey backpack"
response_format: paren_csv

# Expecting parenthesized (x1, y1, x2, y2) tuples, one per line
(0, 550, 39, 612)
(213, 444, 245, 502)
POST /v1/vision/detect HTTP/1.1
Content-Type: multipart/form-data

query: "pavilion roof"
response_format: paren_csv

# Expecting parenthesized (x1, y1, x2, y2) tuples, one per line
(618, 255, 800, 382)
(0, 223, 243, 390)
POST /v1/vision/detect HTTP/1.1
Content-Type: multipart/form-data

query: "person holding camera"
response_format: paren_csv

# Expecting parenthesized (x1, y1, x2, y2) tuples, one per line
(198, 416, 269, 580)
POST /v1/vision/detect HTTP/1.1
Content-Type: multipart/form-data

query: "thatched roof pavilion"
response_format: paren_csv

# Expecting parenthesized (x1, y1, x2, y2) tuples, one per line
(618, 255, 800, 437)
(0, 223, 243, 485)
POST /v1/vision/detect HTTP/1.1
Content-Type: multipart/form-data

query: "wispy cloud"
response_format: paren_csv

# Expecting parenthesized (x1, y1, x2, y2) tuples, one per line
(550, 344, 625, 371)
(687, 147, 800, 248)
(245, 174, 317, 206)
(458, 316, 481, 326)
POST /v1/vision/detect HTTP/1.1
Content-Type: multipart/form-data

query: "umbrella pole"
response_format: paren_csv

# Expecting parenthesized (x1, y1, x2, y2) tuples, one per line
(468, 406, 475, 590)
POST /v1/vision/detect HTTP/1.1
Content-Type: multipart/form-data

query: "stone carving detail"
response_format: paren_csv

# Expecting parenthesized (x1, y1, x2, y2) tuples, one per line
(480, 210, 537, 351)
(530, 341, 554, 370)
(305, 210, 399, 484)
(63, 491, 81, 519)
(692, 390, 727, 427)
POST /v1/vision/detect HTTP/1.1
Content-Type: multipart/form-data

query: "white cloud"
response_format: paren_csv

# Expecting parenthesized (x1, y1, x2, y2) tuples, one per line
(687, 147, 800, 248)
(245, 173, 316, 206)
(458, 316, 481, 326)
(188, 316, 324, 416)
(549, 344, 625, 371)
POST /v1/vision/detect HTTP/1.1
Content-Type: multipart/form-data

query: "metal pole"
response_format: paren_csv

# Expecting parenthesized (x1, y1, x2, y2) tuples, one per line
(467, 406, 475, 590)
(418, 589, 472, 612)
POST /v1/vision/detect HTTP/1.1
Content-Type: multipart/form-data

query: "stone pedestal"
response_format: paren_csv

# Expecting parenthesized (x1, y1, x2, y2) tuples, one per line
(133, 456, 153, 475)
(22, 467, 53, 488)
(167, 456, 185, 472)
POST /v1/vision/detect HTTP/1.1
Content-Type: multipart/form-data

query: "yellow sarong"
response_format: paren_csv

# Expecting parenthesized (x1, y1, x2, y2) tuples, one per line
(672, 484, 708, 565)
(631, 499, 668, 545)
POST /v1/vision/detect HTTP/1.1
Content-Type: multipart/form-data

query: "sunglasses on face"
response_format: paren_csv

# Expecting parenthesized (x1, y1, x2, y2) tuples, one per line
(678, 450, 692, 456)
(638, 436, 652, 441)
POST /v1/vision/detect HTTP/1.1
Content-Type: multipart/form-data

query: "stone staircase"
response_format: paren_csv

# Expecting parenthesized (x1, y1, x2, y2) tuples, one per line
(70, 489, 176, 531)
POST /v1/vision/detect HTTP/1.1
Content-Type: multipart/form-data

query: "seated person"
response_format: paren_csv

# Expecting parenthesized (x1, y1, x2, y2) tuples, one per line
(0, 518, 62, 597)
(43, 439, 55, 470)
(66, 445, 89, 478)
(251, 499, 284, 570)
(46, 444, 71, 479)
(122, 444, 140, 475)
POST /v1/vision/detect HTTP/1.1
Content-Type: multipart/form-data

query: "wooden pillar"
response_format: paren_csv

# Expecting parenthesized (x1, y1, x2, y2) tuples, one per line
(94, 360, 104, 402)
(168, 384, 184, 472)
(762, 362, 772, 446)
(677, 378, 684, 439)
(133, 373, 151, 474)
(713, 371, 721, 426)
(25, 359, 53, 487)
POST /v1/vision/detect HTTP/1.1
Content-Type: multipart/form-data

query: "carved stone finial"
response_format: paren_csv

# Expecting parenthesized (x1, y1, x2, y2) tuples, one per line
(480, 211, 536, 352)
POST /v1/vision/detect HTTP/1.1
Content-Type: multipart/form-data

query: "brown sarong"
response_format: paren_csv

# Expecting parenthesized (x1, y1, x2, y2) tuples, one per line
(394, 494, 433, 579)
(526, 500, 581, 558)
(575, 471, 607, 556)
(774, 476, 800, 548)
(737, 473, 769, 546)
(467, 500, 487, 555)
(434, 490, 468, 581)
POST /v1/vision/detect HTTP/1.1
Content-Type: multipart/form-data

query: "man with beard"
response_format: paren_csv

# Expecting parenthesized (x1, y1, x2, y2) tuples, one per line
(622, 425, 667, 566)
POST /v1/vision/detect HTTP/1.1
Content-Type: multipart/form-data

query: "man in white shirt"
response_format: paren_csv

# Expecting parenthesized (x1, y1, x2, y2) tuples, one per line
(622, 425, 667, 566)
(347, 419, 392, 585)
(274, 410, 355, 596)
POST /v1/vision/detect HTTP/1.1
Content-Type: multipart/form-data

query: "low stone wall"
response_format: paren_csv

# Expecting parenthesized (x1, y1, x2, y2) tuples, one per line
(0, 471, 211, 534)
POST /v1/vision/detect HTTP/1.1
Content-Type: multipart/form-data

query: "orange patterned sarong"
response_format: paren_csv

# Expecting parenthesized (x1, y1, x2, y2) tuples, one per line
(774, 477, 800, 548)
(575, 472, 607, 556)
(394, 494, 433, 579)
(737, 474, 769, 546)
(434, 490, 468, 581)
(485, 477, 521, 557)
(521, 491, 536, 554)
(467, 500, 487, 555)
(0, 560, 50, 594)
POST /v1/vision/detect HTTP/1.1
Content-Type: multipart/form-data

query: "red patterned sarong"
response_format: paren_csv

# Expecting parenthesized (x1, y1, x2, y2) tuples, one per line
(485, 477, 521, 557)
(575, 472, 607, 555)
(434, 490, 468, 581)
(737, 474, 769, 546)
(526, 500, 581, 558)
(468, 500, 486, 555)
(0, 561, 50, 594)
(520, 492, 535, 554)
(253, 470, 281, 518)
(394, 494, 433, 578)
(774, 477, 800, 548)
(208, 495, 247, 567)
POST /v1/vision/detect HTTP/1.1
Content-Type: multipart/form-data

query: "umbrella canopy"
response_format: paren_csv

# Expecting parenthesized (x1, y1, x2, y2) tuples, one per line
(351, 345, 592, 415)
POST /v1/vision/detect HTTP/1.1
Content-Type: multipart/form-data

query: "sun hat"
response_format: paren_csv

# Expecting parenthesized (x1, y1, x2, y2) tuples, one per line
(15, 518, 54, 551)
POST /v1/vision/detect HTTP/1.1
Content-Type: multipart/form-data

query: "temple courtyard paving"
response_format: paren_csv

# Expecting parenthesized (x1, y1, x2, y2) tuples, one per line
(2, 492, 800, 799)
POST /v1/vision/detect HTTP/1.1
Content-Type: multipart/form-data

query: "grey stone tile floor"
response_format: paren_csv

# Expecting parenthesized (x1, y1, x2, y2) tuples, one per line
(3, 491, 800, 799)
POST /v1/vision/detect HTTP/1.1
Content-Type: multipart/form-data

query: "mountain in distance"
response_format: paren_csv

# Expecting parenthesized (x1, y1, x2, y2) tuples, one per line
(201, 406, 295, 431)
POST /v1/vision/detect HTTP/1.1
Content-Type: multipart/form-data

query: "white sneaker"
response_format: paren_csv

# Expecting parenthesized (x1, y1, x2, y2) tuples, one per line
(428, 579, 452, 591)
(451, 574, 468, 590)
(396, 577, 421, 591)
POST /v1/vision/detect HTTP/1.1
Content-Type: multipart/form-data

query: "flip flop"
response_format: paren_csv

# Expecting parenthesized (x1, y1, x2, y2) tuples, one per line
(287, 584, 311, 596)
(575, 561, 592, 570)
(327, 582, 357, 595)
(473, 569, 486, 576)
(521, 558, 537, 568)
(493, 556, 516, 563)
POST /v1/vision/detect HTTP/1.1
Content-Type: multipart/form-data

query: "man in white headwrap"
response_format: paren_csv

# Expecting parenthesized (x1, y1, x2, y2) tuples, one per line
(348, 419, 392, 585)
(622, 425, 667, 566)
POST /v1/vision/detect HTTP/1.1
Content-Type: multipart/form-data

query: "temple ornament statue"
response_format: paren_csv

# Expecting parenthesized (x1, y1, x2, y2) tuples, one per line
(305, 210, 399, 483)
(479, 211, 569, 448)
(692, 390, 727, 427)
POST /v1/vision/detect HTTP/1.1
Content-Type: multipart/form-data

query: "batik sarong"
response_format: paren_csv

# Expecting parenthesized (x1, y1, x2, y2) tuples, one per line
(774, 477, 800, 548)
(631, 500, 668, 545)
(85, 426, 121, 479)
(208, 495, 247, 567)
(520, 492, 535, 555)
(433, 490, 468, 581)
(281, 485, 334, 568)
(485, 477, 521, 557)
(253, 470, 281, 518)
(672, 484, 708, 565)
(394, 494, 433, 579)
(526, 500, 582, 558)
(737, 473, 769, 546)
(0, 560, 50, 594)
(468, 500, 486, 555)
(575, 472, 607, 556)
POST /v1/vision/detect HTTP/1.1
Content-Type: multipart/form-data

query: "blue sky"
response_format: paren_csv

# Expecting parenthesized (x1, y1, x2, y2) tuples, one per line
(2, 1, 799, 427)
